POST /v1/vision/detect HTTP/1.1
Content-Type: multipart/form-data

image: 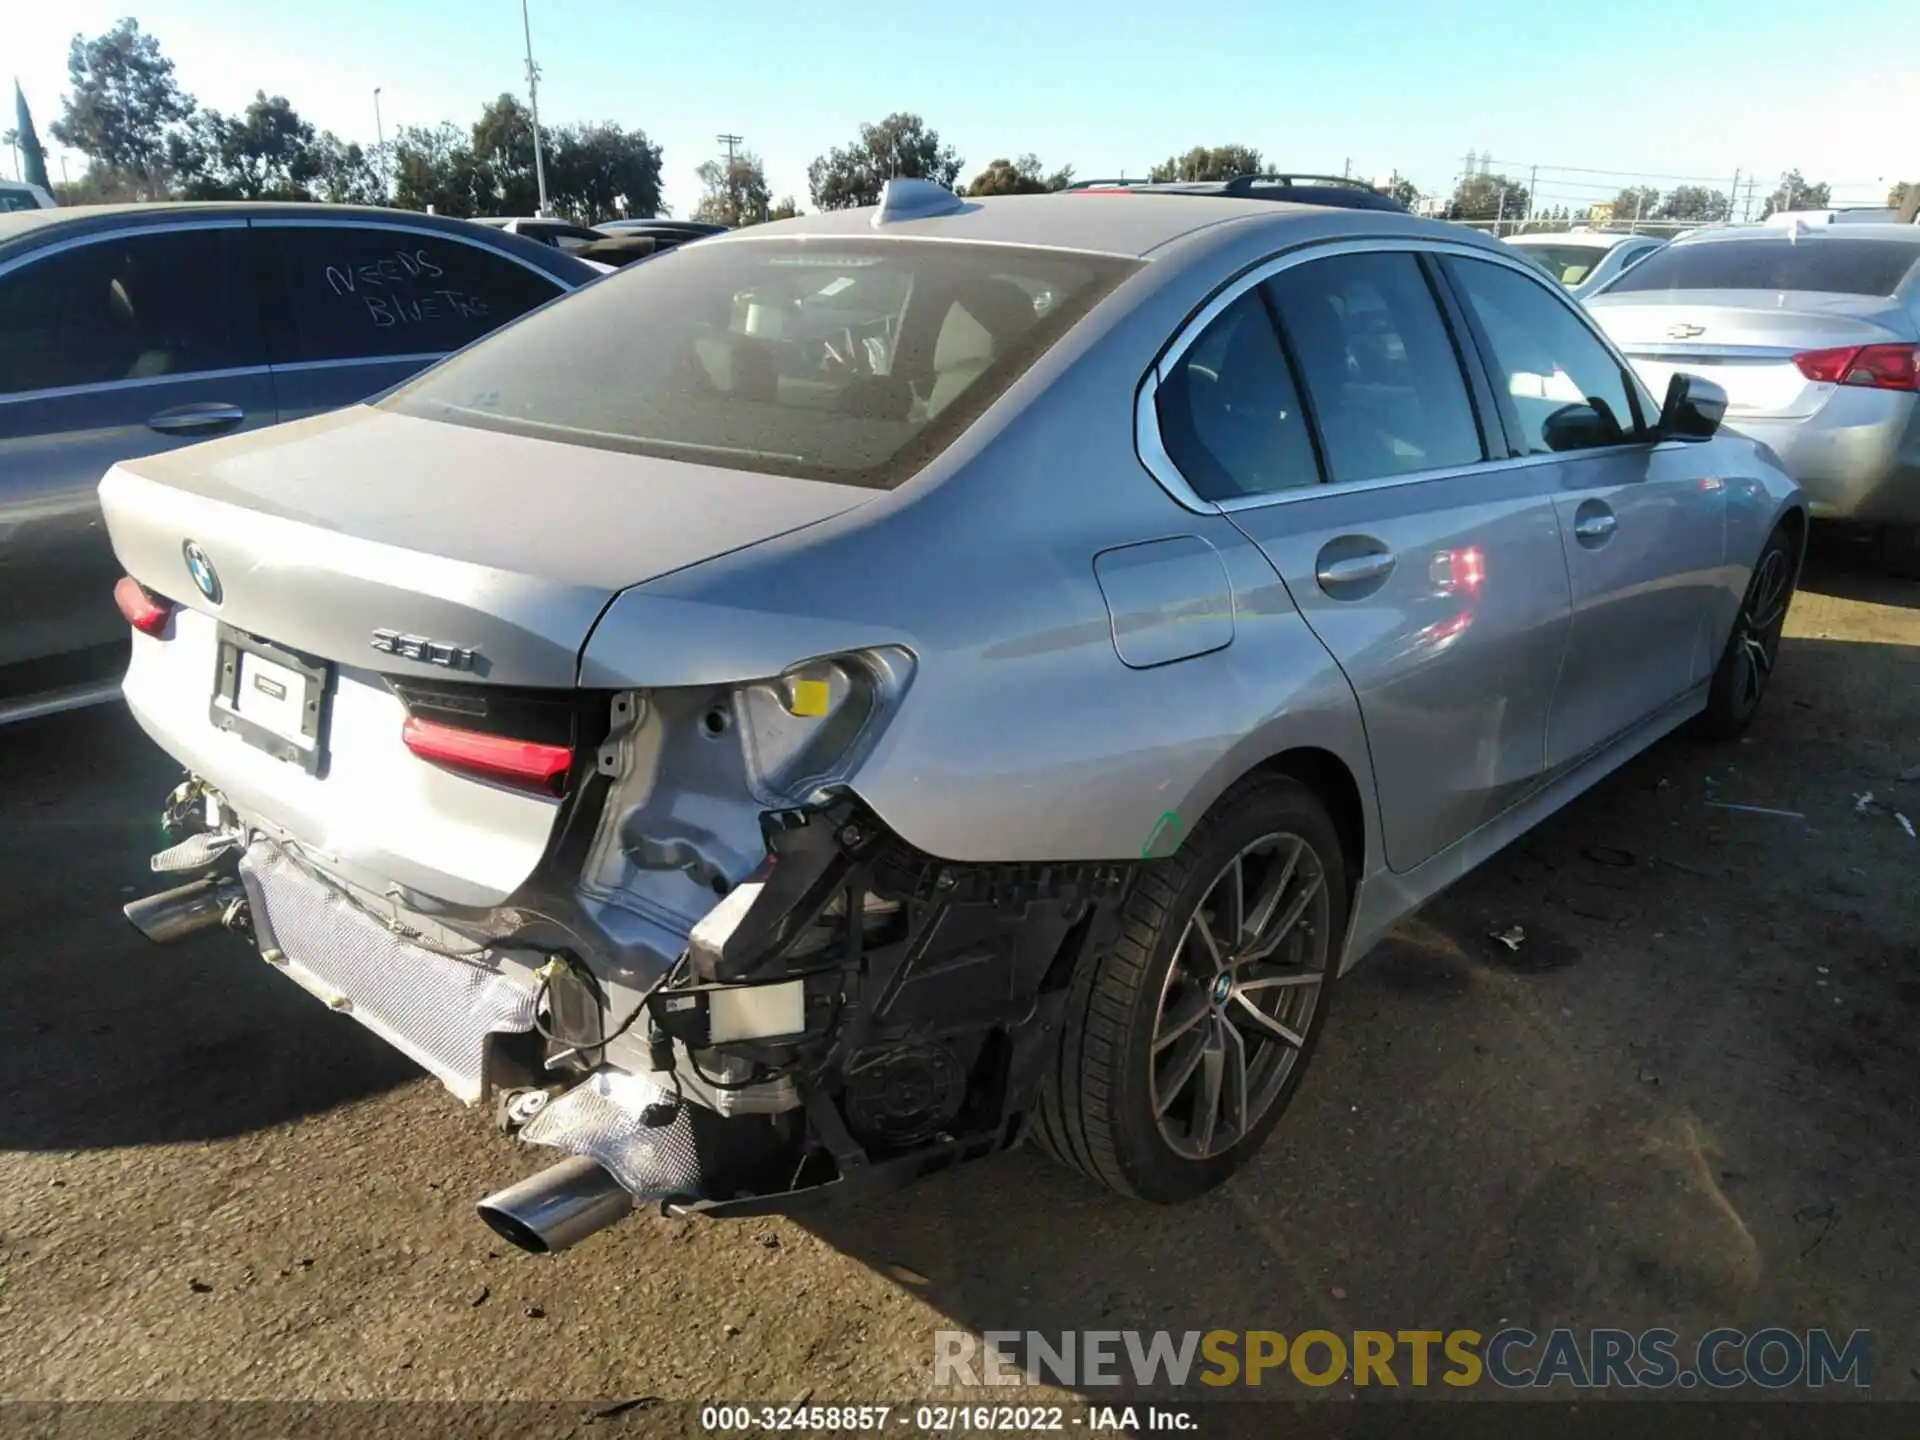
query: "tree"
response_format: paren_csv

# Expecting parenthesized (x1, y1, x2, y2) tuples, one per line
(1606, 186, 1661, 226)
(391, 121, 494, 217)
(13, 83, 52, 190)
(1449, 171, 1529, 222)
(964, 154, 1073, 196)
(1658, 185, 1729, 223)
(544, 122, 664, 222)
(308, 133, 385, 206)
(1762, 170, 1829, 217)
(51, 18, 195, 188)
(766, 196, 802, 222)
(694, 151, 772, 225)
(807, 112, 962, 210)
(469, 92, 540, 214)
(172, 93, 323, 200)
(1383, 171, 1420, 210)
(1148, 145, 1263, 183)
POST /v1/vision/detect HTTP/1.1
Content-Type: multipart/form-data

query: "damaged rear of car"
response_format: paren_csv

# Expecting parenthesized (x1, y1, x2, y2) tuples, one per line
(103, 209, 1171, 1249)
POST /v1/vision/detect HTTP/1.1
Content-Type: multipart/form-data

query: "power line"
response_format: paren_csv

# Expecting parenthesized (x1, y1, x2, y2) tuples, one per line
(716, 132, 743, 166)
(1481, 157, 1744, 184)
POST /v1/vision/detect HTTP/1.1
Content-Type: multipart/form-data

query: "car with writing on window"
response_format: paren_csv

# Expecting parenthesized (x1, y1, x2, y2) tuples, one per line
(102, 181, 1801, 1251)
(1585, 221, 1920, 570)
(0, 202, 594, 723)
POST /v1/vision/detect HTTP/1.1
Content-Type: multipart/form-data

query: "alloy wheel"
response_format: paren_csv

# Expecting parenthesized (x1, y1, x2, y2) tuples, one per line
(1148, 832, 1331, 1161)
(1731, 548, 1791, 717)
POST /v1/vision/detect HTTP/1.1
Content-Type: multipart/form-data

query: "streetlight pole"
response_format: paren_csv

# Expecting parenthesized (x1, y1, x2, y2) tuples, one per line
(521, 0, 550, 216)
(373, 87, 386, 196)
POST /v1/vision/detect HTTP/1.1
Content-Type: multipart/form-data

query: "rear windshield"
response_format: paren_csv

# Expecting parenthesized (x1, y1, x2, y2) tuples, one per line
(1606, 237, 1920, 297)
(384, 237, 1137, 487)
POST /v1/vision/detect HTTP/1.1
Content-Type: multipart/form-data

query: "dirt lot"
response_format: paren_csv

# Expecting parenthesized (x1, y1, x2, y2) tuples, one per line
(1, 540, 1915, 1421)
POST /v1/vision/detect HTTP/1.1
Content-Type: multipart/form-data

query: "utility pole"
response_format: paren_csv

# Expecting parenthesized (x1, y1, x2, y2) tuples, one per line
(1630, 188, 1644, 234)
(521, 0, 550, 216)
(1728, 168, 1739, 226)
(373, 87, 386, 195)
(1525, 163, 1537, 229)
(716, 132, 743, 166)
(714, 133, 747, 222)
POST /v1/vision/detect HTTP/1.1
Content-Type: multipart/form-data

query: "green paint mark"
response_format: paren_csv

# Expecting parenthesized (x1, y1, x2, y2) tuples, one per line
(1141, 809, 1184, 859)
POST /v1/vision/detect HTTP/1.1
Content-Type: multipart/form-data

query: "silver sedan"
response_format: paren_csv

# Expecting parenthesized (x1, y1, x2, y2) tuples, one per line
(1587, 221, 1920, 568)
(100, 182, 1804, 1248)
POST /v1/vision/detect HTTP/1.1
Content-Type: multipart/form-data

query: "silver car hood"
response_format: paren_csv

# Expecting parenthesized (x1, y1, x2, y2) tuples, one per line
(99, 406, 870, 688)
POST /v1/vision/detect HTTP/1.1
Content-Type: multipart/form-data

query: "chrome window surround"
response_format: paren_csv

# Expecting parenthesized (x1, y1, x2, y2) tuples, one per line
(1134, 234, 1676, 516)
(0, 215, 571, 405)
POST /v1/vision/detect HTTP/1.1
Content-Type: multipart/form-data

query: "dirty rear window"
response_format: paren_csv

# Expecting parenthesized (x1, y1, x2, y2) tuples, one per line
(1605, 237, 1920, 297)
(383, 237, 1137, 487)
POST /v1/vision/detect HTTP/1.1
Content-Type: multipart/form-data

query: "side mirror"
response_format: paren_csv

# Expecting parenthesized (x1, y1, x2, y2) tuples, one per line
(1541, 402, 1618, 452)
(1658, 372, 1727, 441)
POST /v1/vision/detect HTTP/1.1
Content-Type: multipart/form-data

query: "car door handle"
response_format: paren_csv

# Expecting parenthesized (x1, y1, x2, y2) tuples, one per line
(148, 403, 246, 437)
(1573, 511, 1618, 542)
(1315, 551, 1395, 589)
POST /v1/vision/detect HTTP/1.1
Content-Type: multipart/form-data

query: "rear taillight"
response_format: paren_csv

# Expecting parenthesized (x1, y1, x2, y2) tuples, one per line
(1792, 343, 1920, 391)
(114, 576, 175, 637)
(401, 715, 573, 795)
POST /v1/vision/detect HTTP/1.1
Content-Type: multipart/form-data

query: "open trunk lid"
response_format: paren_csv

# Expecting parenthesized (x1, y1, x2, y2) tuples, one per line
(100, 405, 869, 907)
(1589, 291, 1915, 421)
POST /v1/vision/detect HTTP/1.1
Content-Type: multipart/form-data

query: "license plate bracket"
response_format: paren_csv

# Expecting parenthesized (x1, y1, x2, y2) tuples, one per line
(210, 625, 332, 775)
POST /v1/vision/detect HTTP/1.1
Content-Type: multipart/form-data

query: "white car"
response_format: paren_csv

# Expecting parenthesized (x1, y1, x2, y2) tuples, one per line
(0, 179, 56, 212)
(1504, 230, 1664, 299)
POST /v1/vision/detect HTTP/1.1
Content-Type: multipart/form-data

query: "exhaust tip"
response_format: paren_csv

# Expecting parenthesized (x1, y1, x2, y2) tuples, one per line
(476, 1201, 556, 1255)
(123, 877, 242, 945)
(476, 1154, 634, 1255)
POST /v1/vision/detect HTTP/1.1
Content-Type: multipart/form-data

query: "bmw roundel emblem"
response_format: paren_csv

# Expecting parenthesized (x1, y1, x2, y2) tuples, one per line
(182, 541, 222, 604)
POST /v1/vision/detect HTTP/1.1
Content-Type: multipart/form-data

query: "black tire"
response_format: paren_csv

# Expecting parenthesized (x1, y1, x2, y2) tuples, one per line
(1032, 774, 1348, 1202)
(1698, 523, 1797, 741)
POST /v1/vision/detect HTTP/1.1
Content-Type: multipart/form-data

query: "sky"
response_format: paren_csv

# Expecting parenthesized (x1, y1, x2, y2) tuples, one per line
(7, 0, 1911, 218)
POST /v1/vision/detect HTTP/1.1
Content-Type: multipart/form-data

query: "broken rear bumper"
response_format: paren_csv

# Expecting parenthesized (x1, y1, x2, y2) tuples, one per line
(128, 784, 1135, 1232)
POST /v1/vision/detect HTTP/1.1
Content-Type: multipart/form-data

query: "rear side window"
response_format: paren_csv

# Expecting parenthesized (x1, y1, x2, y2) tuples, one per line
(0, 227, 261, 396)
(269, 226, 565, 363)
(1157, 290, 1319, 500)
(1263, 251, 1484, 484)
(384, 238, 1137, 488)
(1607, 237, 1920, 297)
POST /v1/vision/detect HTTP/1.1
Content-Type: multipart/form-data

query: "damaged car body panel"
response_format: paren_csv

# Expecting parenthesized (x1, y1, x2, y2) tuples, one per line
(105, 187, 1806, 1250)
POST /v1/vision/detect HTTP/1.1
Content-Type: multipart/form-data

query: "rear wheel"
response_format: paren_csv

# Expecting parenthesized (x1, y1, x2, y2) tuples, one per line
(1033, 775, 1347, 1202)
(1698, 524, 1796, 740)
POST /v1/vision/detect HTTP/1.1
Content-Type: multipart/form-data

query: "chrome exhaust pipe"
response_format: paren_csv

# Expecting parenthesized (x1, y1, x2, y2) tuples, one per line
(123, 877, 244, 944)
(477, 1155, 634, 1254)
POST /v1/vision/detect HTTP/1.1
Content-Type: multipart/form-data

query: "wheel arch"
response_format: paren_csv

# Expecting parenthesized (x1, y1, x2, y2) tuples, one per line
(1189, 744, 1370, 913)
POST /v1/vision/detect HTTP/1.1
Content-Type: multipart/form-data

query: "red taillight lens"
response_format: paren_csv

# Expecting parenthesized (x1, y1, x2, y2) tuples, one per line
(1792, 343, 1920, 391)
(114, 576, 175, 637)
(400, 715, 573, 795)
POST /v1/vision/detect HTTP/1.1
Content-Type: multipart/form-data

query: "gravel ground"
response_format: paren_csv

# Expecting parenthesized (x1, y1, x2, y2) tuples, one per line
(1, 541, 1915, 1421)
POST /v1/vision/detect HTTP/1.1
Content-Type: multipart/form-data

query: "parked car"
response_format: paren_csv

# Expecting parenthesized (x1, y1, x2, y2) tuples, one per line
(103, 182, 1803, 1251)
(467, 216, 609, 253)
(1586, 222, 1920, 569)
(596, 218, 730, 245)
(1064, 172, 1409, 214)
(0, 202, 595, 723)
(0, 178, 57, 212)
(1504, 229, 1664, 298)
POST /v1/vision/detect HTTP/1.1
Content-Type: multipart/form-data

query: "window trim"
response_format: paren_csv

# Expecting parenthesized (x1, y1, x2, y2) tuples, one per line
(1135, 234, 1677, 515)
(0, 219, 265, 403)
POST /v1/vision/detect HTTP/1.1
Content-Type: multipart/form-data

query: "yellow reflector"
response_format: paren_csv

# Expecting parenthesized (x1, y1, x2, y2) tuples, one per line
(789, 678, 831, 717)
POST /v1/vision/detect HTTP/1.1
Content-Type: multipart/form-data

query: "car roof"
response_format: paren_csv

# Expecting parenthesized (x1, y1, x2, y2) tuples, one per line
(711, 191, 1467, 261)
(0, 200, 600, 280)
(1672, 221, 1920, 247)
(1506, 230, 1650, 251)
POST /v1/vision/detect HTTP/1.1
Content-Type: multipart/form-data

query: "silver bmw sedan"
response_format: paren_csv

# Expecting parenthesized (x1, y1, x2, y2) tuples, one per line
(99, 180, 1804, 1251)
